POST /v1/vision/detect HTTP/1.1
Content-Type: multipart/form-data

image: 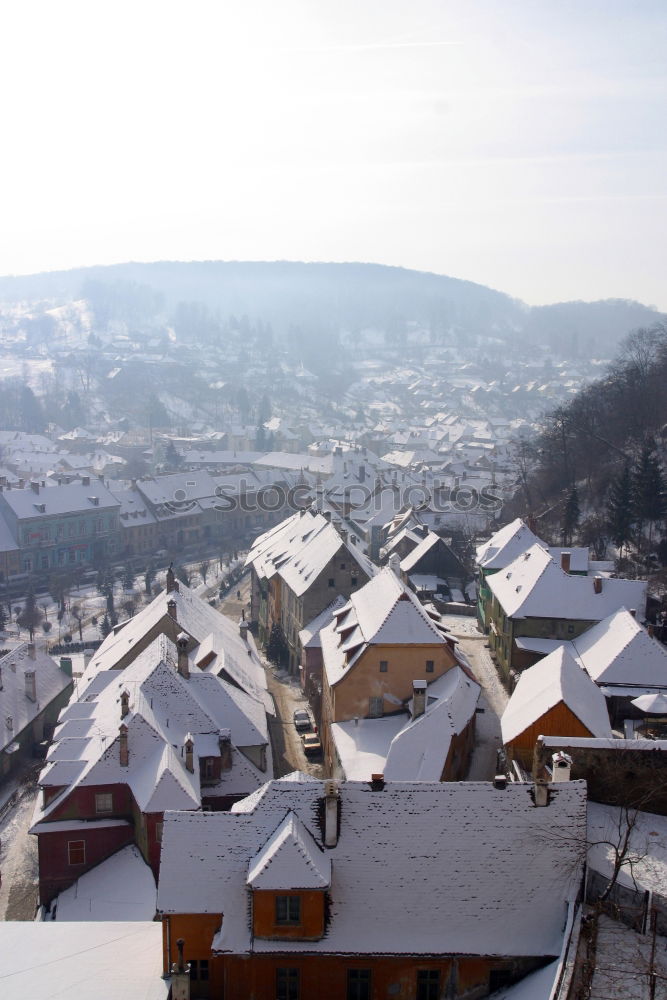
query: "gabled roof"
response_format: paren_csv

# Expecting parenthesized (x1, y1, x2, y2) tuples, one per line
(247, 811, 331, 890)
(158, 778, 587, 958)
(322, 568, 451, 686)
(572, 608, 667, 687)
(476, 518, 543, 571)
(0, 644, 72, 753)
(501, 647, 612, 745)
(488, 544, 647, 621)
(31, 633, 269, 829)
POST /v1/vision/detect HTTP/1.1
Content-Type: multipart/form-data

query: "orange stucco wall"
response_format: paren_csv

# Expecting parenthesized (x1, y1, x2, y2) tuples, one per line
(252, 890, 325, 940)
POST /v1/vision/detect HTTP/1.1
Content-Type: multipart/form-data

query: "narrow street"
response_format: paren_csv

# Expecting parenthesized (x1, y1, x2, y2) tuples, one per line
(442, 615, 509, 782)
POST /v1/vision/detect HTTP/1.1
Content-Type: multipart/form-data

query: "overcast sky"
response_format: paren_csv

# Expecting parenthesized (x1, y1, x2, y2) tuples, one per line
(1, 0, 666, 309)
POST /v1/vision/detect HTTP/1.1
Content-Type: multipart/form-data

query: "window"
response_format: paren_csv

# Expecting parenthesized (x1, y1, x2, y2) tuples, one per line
(276, 967, 299, 1000)
(347, 969, 371, 1000)
(567, 624, 575, 634)
(328, 578, 335, 588)
(189, 959, 209, 982)
(369, 696, 383, 718)
(95, 792, 113, 814)
(379, 660, 388, 673)
(68, 840, 85, 865)
(426, 659, 434, 673)
(276, 895, 301, 925)
(417, 970, 440, 1000)
(340, 562, 346, 570)
(351, 577, 358, 586)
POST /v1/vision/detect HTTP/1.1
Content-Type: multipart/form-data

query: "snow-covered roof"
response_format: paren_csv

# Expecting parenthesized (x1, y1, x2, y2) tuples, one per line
(572, 608, 667, 688)
(0, 921, 167, 1000)
(247, 811, 331, 889)
(158, 777, 587, 958)
(332, 666, 479, 781)
(488, 544, 646, 621)
(0, 644, 72, 753)
(476, 518, 543, 571)
(31, 633, 269, 829)
(245, 508, 375, 598)
(50, 844, 156, 921)
(298, 595, 347, 650)
(89, 582, 269, 708)
(322, 567, 453, 687)
(0, 480, 120, 518)
(501, 647, 612, 745)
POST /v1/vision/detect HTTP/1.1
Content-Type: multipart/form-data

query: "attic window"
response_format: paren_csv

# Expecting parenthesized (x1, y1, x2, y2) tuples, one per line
(328, 578, 335, 588)
(276, 896, 301, 925)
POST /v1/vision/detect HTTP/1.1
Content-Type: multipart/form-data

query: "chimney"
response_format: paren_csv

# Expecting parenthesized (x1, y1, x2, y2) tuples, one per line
(630, 608, 637, 618)
(419, 524, 429, 538)
(59, 656, 73, 677)
(358, 463, 366, 483)
(176, 632, 190, 679)
(324, 780, 339, 847)
(27, 642, 36, 660)
(648, 624, 655, 638)
(534, 780, 549, 807)
(184, 734, 194, 773)
(560, 551, 571, 573)
(166, 565, 176, 593)
(412, 679, 427, 720)
(340, 528, 348, 543)
(82, 476, 90, 486)
(219, 728, 232, 771)
(239, 619, 249, 642)
(388, 553, 401, 578)
(493, 775, 507, 790)
(551, 751, 572, 783)
(370, 773, 385, 791)
(119, 724, 129, 767)
(170, 939, 191, 1000)
(593, 575, 602, 594)
(24, 670, 36, 702)
(167, 598, 177, 621)
(120, 690, 130, 718)
(18, 478, 25, 489)
(30, 481, 39, 494)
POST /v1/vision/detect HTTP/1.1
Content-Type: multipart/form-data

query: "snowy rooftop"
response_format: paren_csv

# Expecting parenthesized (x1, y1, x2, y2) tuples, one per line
(0, 644, 72, 753)
(158, 777, 587, 958)
(475, 518, 543, 571)
(488, 544, 647, 621)
(0, 921, 167, 1000)
(50, 844, 156, 921)
(501, 646, 613, 745)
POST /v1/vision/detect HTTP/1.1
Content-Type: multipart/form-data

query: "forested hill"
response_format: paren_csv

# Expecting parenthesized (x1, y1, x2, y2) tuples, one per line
(0, 261, 661, 356)
(508, 324, 667, 557)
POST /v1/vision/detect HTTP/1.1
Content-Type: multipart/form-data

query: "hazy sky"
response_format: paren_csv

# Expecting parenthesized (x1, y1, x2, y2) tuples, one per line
(1, 0, 666, 309)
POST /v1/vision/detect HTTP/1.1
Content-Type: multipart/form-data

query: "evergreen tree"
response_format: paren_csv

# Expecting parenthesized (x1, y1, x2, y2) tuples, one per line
(266, 623, 289, 667)
(123, 564, 135, 591)
(17, 590, 41, 641)
(607, 465, 635, 557)
(561, 486, 580, 546)
(633, 437, 667, 550)
(175, 564, 191, 588)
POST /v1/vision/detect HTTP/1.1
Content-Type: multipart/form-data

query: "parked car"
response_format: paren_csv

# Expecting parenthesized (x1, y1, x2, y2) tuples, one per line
(302, 732, 322, 757)
(293, 709, 312, 732)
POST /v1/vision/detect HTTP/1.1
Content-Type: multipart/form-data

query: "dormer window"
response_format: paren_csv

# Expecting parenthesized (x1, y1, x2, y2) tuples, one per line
(276, 895, 301, 925)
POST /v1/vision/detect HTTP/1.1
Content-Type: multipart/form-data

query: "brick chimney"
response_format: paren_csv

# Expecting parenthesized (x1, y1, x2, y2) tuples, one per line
(119, 724, 129, 766)
(593, 575, 602, 594)
(411, 679, 427, 721)
(184, 734, 194, 773)
(324, 780, 339, 847)
(30, 481, 39, 494)
(219, 728, 232, 771)
(560, 551, 571, 573)
(167, 598, 177, 621)
(166, 565, 176, 593)
(120, 690, 130, 718)
(239, 619, 249, 642)
(370, 773, 385, 791)
(630, 608, 637, 618)
(170, 939, 191, 1000)
(176, 632, 190, 679)
(534, 780, 549, 806)
(24, 670, 36, 703)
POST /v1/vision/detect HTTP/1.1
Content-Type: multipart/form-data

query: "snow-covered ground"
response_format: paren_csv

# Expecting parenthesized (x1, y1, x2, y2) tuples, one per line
(590, 915, 667, 999)
(0, 764, 39, 920)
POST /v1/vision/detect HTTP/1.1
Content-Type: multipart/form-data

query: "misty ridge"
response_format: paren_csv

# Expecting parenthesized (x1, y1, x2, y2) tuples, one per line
(0, 260, 662, 362)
